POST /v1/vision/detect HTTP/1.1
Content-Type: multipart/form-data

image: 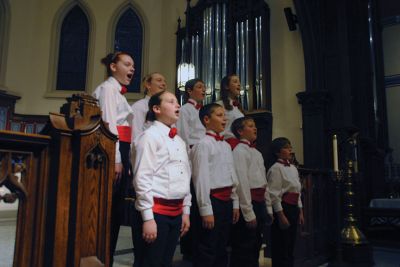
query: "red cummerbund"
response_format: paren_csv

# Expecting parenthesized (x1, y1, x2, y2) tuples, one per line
(251, 188, 266, 202)
(282, 192, 300, 205)
(210, 186, 232, 201)
(153, 197, 183, 216)
(117, 125, 132, 143)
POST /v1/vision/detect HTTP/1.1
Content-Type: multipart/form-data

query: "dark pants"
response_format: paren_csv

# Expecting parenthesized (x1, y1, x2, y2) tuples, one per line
(180, 182, 195, 259)
(110, 141, 139, 266)
(192, 196, 233, 267)
(231, 201, 269, 267)
(134, 213, 182, 267)
(271, 202, 300, 267)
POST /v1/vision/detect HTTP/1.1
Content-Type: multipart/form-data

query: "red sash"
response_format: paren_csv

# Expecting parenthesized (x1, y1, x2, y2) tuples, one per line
(210, 186, 232, 201)
(152, 197, 183, 216)
(116, 125, 132, 143)
(282, 192, 300, 205)
(251, 188, 266, 202)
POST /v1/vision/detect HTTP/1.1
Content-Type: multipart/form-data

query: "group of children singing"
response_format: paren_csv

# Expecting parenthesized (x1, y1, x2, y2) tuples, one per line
(93, 51, 304, 267)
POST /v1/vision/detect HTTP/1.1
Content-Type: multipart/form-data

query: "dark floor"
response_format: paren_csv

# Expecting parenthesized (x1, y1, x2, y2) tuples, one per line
(1, 220, 399, 267)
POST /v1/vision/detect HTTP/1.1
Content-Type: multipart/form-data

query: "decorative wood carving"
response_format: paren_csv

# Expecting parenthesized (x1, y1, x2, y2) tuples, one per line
(43, 93, 117, 267)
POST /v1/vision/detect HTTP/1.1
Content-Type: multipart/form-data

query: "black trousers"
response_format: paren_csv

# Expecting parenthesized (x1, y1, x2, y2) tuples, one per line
(230, 201, 269, 267)
(134, 213, 182, 267)
(110, 141, 139, 265)
(179, 182, 195, 259)
(271, 202, 300, 267)
(192, 196, 233, 267)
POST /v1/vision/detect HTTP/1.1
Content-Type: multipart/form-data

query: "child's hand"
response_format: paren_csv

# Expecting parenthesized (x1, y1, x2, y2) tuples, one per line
(265, 213, 274, 226)
(232, 209, 240, 224)
(180, 214, 190, 237)
(246, 219, 257, 229)
(114, 163, 123, 184)
(277, 211, 290, 229)
(142, 219, 157, 243)
(298, 208, 304, 225)
(202, 215, 215, 229)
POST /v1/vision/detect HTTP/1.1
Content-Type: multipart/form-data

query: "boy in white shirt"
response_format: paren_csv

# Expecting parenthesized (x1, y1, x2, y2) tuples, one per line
(230, 117, 273, 267)
(191, 103, 239, 267)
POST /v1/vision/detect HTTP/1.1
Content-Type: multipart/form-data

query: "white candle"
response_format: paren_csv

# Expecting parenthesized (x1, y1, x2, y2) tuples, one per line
(333, 134, 339, 172)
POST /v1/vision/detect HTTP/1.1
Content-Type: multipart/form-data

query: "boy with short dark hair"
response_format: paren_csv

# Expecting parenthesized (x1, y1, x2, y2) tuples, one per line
(191, 103, 240, 267)
(230, 116, 273, 267)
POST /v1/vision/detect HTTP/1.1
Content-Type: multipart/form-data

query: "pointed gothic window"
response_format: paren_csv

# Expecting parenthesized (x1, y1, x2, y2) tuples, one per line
(114, 8, 143, 93)
(56, 5, 89, 91)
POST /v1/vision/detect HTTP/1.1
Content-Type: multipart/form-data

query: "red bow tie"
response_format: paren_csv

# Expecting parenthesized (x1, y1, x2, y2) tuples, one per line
(240, 141, 256, 148)
(277, 159, 291, 167)
(188, 100, 203, 110)
(169, 127, 178, 138)
(120, 86, 128, 95)
(232, 100, 240, 107)
(206, 132, 224, 141)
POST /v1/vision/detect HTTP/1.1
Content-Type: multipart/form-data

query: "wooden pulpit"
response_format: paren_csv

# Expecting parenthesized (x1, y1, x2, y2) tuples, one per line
(43, 94, 117, 267)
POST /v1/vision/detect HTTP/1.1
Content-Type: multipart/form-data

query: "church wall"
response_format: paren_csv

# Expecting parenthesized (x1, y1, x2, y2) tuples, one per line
(266, 0, 305, 163)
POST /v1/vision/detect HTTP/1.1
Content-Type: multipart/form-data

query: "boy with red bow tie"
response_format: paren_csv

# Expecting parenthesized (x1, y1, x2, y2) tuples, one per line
(176, 78, 206, 151)
(191, 103, 240, 267)
(133, 91, 191, 267)
(176, 78, 207, 259)
(230, 117, 274, 267)
(267, 137, 304, 267)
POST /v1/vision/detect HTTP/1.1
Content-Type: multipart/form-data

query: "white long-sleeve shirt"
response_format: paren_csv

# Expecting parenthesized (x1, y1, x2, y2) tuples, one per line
(92, 76, 133, 163)
(131, 96, 152, 144)
(133, 121, 191, 221)
(266, 161, 303, 212)
(216, 99, 244, 139)
(233, 140, 273, 222)
(176, 99, 206, 149)
(191, 130, 239, 216)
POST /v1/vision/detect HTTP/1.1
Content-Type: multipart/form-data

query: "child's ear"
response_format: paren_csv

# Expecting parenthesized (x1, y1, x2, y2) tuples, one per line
(203, 115, 210, 125)
(237, 128, 244, 136)
(110, 62, 117, 73)
(152, 105, 161, 115)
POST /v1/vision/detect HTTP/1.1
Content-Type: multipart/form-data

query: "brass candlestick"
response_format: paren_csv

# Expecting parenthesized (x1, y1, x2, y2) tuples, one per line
(340, 160, 368, 245)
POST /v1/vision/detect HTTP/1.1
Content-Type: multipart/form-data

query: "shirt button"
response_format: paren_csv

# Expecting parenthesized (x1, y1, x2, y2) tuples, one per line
(180, 171, 183, 174)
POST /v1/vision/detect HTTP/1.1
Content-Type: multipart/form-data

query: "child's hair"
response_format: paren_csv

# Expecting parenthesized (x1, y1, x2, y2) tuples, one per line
(220, 74, 241, 111)
(101, 51, 132, 77)
(199, 103, 223, 127)
(265, 137, 291, 169)
(184, 78, 204, 102)
(271, 137, 291, 158)
(142, 72, 161, 96)
(231, 116, 255, 139)
(146, 90, 168, 122)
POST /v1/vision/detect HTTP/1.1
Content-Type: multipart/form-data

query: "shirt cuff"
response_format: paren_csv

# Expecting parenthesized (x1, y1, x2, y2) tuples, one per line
(267, 206, 273, 215)
(115, 152, 121, 164)
(141, 209, 154, 221)
(233, 199, 239, 209)
(183, 206, 190, 215)
(242, 209, 256, 222)
(199, 205, 213, 216)
(272, 202, 283, 212)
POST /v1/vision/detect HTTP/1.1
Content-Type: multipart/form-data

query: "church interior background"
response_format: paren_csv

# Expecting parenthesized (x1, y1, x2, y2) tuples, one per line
(1, 0, 400, 266)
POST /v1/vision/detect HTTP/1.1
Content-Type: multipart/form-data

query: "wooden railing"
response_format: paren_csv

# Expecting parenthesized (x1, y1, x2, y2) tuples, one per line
(0, 94, 117, 267)
(0, 90, 48, 134)
(294, 167, 333, 266)
(0, 130, 51, 267)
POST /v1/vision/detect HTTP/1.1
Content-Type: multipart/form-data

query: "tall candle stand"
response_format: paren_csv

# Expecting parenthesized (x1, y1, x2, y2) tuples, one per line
(341, 160, 367, 245)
